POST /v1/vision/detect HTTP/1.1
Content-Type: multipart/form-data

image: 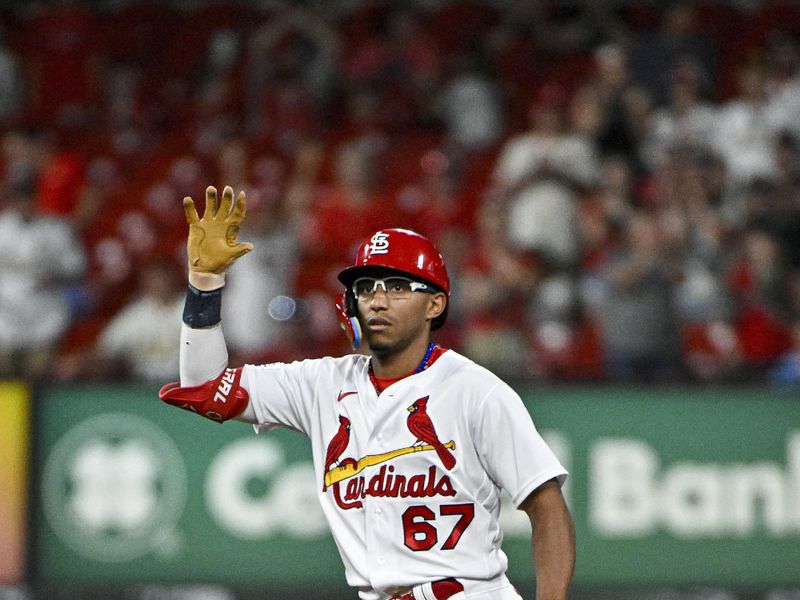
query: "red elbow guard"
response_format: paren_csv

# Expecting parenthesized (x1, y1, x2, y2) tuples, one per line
(158, 367, 249, 423)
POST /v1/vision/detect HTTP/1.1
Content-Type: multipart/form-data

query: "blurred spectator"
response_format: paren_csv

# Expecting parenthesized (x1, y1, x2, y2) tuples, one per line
(100, 62, 160, 169)
(484, 0, 625, 126)
(577, 194, 616, 276)
(494, 83, 599, 187)
(246, 8, 339, 143)
(248, 8, 339, 104)
(774, 130, 800, 189)
(769, 320, 800, 386)
(395, 148, 470, 241)
(294, 138, 399, 297)
(593, 154, 636, 227)
(21, 0, 102, 127)
(653, 151, 730, 325)
(215, 136, 251, 191)
(711, 61, 780, 187)
(393, 147, 473, 349)
(578, 44, 642, 163)
(224, 213, 299, 361)
(504, 178, 581, 269)
(1, 128, 38, 191)
(490, 83, 599, 268)
(482, 0, 544, 121)
(529, 0, 628, 57)
(343, 6, 442, 123)
(89, 260, 183, 383)
(628, 2, 716, 106)
(458, 205, 540, 381)
(753, 131, 800, 270)
(215, 139, 301, 361)
(249, 75, 318, 156)
(584, 210, 683, 382)
(0, 25, 23, 123)
(567, 80, 606, 141)
(641, 58, 719, 169)
(187, 28, 247, 157)
(329, 85, 392, 154)
(0, 176, 86, 379)
(32, 129, 100, 231)
(764, 32, 800, 141)
(727, 226, 794, 374)
(532, 277, 607, 380)
(433, 48, 504, 152)
(2, 128, 100, 231)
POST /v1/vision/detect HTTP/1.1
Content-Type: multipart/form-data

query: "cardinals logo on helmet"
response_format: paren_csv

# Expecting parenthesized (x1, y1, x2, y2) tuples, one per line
(367, 231, 390, 255)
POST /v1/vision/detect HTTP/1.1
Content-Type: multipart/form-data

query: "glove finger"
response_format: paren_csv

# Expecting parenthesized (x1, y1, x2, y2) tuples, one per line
(231, 242, 254, 259)
(219, 185, 235, 220)
(183, 196, 200, 224)
(204, 186, 218, 219)
(230, 190, 247, 224)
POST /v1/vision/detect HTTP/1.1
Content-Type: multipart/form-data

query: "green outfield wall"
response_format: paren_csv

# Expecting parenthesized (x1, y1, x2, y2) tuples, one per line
(30, 385, 800, 589)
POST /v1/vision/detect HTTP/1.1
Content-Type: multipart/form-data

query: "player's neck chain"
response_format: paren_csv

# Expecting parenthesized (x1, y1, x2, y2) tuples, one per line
(414, 342, 437, 374)
(368, 342, 438, 393)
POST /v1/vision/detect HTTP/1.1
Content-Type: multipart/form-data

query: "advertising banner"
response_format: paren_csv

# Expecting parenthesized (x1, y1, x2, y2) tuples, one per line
(507, 388, 800, 586)
(33, 385, 800, 588)
(0, 381, 30, 584)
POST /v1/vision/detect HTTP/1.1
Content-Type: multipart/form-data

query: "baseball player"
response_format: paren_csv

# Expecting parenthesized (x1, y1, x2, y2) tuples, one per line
(159, 186, 575, 600)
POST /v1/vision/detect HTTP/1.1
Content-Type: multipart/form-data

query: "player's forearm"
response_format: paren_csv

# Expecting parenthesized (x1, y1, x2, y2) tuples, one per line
(180, 323, 228, 386)
(162, 290, 256, 424)
(532, 516, 575, 600)
(177, 282, 257, 422)
(526, 483, 576, 600)
(179, 277, 228, 385)
(178, 232, 235, 384)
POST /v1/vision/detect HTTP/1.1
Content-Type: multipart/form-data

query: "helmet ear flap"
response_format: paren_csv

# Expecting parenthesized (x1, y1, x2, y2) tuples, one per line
(335, 291, 362, 349)
(345, 289, 358, 317)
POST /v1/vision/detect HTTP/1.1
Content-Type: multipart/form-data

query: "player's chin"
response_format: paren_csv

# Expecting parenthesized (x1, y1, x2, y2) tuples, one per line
(365, 337, 391, 353)
(364, 332, 395, 354)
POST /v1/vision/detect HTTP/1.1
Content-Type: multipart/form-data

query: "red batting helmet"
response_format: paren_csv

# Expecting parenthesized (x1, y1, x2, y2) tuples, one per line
(338, 228, 450, 330)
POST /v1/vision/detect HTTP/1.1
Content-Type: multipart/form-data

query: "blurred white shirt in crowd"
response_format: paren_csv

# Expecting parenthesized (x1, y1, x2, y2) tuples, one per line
(97, 295, 183, 382)
(0, 208, 85, 350)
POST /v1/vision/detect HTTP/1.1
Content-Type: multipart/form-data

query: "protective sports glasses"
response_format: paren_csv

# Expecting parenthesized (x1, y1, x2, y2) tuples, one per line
(352, 276, 434, 300)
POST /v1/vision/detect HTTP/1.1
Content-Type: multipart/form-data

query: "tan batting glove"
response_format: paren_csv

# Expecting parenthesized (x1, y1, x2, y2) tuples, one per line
(184, 185, 253, 290)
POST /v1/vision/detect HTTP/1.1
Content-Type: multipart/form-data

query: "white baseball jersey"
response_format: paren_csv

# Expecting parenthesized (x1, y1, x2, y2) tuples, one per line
(241, 349, 567, 598)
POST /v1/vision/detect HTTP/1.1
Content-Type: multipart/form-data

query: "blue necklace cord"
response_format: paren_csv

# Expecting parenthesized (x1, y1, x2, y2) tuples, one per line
(369, 342, 437, 386)
(413, 342, 437, 374)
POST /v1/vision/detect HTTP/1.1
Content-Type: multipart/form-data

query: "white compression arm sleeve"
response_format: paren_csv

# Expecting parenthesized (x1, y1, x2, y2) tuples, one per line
(179, 323, 257, 423)
(180, 323, 228, 385)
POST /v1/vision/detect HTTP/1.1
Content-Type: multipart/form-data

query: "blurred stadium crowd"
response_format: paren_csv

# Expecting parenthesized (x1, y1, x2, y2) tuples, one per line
(1, 0, 800, 386)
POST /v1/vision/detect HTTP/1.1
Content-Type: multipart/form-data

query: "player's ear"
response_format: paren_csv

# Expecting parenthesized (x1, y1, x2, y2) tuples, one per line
(426, 292, 447, 322)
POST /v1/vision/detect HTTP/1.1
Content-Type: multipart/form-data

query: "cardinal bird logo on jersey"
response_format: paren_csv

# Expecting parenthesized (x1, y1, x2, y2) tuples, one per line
(323, 415, 351, 490)
(407, 396, 457, 470)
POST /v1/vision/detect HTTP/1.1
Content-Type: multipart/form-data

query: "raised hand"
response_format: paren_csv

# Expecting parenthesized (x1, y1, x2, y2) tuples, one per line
(184, 185, 254, 276)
